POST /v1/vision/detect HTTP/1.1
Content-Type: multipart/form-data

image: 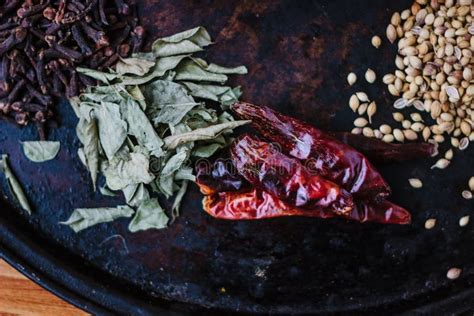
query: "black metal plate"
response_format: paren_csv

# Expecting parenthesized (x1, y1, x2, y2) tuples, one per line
(1, 0, 474, 314)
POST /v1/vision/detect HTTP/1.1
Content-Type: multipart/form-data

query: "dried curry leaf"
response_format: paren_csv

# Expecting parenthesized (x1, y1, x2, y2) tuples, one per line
(21, 141, 61, 163)
(143, 80, 200, 126)
(128, 198, 168, 232)
(77, 67, 120, 84)
(192, 58, 248, 74)
(103, 148, 155, 191)
(123, 183, 150, 208)
(174, 59, 228, 83)
(60, 205, 134, 233)
(76, 117, 100, 189)
(171, 180, 188, 221)
(116, 57, 156, 76)
(0, 155, 32, 214)
(95, 101, 128, 160)
(164, 120, 251, 150)
(152, 26, 212, 57)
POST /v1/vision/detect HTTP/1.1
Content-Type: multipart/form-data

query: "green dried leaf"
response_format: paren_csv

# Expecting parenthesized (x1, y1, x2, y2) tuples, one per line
(152, 26, 212, 57)
(121, 55, 188, 85)
(171, 180, 188, 221)
(175, 166, 195, 181)
(116, 57, 156, 76)
(0, 155, 32, 214)
(76, 118, 100, 189)
(77, 67, 120, 83)
(95, 101, 128, 160)
(160, 150, 189, 177)
(103, 147, 155, 191)
(122, 183, 150, 208)
(21, 141, 61, 163)
(60, 205, 134, 233)
(192, 142, 223, 158)
(143, 80, 200, 126)
(181, 82, 241, 108)
(192, 58, 248, 74)
(174, 59, 228, 83)
(128, 198, 168, 232)
(122, 98, 164, 157)
(164, 120, 250, 150)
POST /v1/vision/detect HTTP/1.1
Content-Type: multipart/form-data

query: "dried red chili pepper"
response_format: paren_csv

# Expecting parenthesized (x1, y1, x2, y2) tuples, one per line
(230, 134, 353, 215)
(231, 102, 391, 201)
(329, 132, 438, 164)
(195, 157, 411, 224)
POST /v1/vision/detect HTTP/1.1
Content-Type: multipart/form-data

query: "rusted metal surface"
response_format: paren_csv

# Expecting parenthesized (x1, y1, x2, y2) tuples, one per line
(1, 0, 474, 314)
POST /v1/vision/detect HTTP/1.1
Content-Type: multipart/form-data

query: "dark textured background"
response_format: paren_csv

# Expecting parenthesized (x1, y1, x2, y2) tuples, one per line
(1, 0, 474, 314)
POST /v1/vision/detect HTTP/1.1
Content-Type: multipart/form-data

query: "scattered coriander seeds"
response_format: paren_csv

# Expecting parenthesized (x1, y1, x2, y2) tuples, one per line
(367, 101, 377, 123)
(447, 268, 462, 280)
(424, 218, 436, 229)
(462, 190, 472, 200)
(347, 72, 357, 86)
(431, 158, 450, 170)
(354, 117, 369, 128)
(382, 134, 394, 143)
(393, 112, 404, 122)
(445, 149, 454, 160)
(358, 103, 368, 115)
(409, 178, 423, 188)
(349, 94, 360, 112)
(394, 129, 405, 142)
(469, 176, 474, 191)
(380, 124, 392, 134)
(371, 35, 382, 48)
(365, 68, 376, 83)
(356, 92, 369, 102)
(459, 216, 470, 227)
(386, 24, 397, 43)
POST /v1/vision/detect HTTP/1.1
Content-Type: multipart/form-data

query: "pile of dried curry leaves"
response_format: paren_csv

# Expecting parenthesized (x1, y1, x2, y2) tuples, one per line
(61, 26, 249, 232)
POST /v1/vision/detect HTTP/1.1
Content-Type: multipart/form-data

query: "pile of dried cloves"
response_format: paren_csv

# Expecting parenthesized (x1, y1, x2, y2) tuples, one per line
(0, 0, 144, 138)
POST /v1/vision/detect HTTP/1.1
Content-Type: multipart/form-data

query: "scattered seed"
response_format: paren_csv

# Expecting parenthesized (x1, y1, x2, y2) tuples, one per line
(354, 117, 369, 128)
(365, 68, 376, 83)
(393, 129, 405, 142)
(431, 158, 450, 169)
(382, 134, 394, 143)
(422, 127, 431, 141)
(394, 98, 408, 109)
(447, 267, 462, 280)
(351, 127, 362, 135)
(404, 129, 418, 140)
(393, 112, 404, 122)
(446, 268, 462, 280)
(459, 137, 469, 150)
(445, 149, 454, 160)
(409, 178, 423, 188)
(349, 94, 360, 112)
(367, 101, 377, 123)
(362, 127, 374, 137)
(358, 103, 368, 115)
(425, 218, 436, 229)
(462, 190, 472, 200)
(386, 24, 397, 43)
(459, 215, 470, 227)
(410, 113, 424, 122)
(469, 176, 474, 191)
(347, 72, 357, 86)
(371, 35, 382, 48)
(379, 124, 392, 134)
(356, 92, 369, 102)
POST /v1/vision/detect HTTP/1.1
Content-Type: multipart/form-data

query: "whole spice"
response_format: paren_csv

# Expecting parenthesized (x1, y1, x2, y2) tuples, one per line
(371, 35, 382, 48)
(231, 134, 354, 214)
(408, 178, 423, 188)
(232, 102, 391, 201)
(365, 68, 376, 83)
(424, 218, 436, 229)
(0, 0, 142, 132)
(447, 267, 462, 280)
(347, 72, 357, 86)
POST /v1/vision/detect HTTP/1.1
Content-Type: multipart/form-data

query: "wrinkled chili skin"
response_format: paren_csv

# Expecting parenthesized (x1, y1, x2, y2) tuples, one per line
(195, 157, 249, 195)
(203, 189, 335, 220)
(231, 102, 391, 201)
(201, 186, 410, 224)
(231, 134, 353, 215)
(196, 157, 411, 224)
(330, 132, 438, 164)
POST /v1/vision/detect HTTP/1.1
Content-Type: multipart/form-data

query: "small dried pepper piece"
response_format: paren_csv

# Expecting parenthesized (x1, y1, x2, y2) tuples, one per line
(231, 134, 353, 215)
(231, 102, 391, 201)
(330, 132, 438, 163)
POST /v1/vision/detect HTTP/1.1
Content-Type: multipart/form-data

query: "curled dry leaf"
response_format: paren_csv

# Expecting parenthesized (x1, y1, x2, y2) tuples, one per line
(22, 141, 61, 163)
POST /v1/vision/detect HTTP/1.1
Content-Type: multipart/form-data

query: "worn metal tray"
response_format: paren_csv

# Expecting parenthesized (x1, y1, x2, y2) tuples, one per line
(1, 0, 474, 314)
